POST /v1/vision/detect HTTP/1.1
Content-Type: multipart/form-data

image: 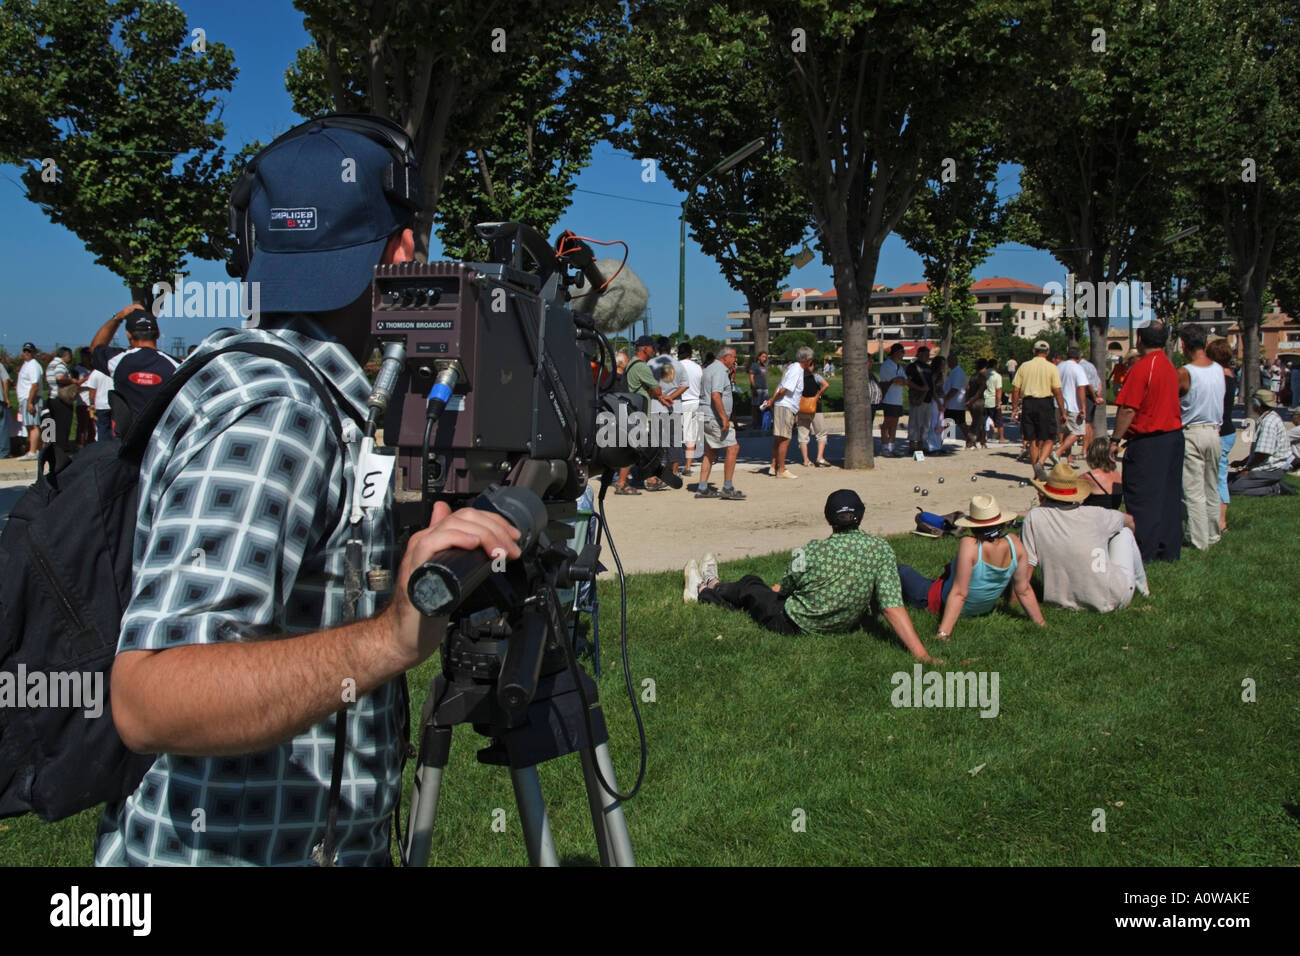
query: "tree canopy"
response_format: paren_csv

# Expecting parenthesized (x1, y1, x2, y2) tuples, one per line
(0, 0, 238, 302)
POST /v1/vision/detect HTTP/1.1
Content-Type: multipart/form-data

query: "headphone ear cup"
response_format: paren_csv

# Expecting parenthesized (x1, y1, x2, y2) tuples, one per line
(226, 167, 257, 277)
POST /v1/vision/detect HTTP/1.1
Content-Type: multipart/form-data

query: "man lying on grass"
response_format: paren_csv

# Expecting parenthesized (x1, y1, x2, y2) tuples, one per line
(683, 489, 942, 663)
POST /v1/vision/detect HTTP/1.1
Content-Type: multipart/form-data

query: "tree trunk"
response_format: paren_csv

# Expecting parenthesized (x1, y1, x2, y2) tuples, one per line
(939, 323, 954, 357)
(1239, 286, 1263, 418)
(838, 271, 876, 469)
(749, 302, 771, 358)
(1086, 257, 1110, 437)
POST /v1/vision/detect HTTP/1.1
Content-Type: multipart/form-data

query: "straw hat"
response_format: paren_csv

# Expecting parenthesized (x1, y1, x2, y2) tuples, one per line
(954, 493, 1017, 528)
(1031, 462, 1093, 503)
(1253, 388, 1280, 410)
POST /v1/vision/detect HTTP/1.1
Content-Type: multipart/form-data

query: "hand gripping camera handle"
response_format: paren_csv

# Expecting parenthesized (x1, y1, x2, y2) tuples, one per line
(406, 485, 549, 617)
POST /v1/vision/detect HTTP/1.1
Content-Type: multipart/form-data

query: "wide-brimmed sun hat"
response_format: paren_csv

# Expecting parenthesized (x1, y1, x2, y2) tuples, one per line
(1031, 462, 1094, 503)
(954, 493, 1017, 527)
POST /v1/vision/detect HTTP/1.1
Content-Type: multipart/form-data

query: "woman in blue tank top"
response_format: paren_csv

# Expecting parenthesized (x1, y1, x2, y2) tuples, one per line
(896, 494, 1047, 642)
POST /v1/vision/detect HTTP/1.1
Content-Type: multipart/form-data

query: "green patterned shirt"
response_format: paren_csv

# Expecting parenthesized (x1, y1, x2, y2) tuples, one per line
(779, 530, 904, 633)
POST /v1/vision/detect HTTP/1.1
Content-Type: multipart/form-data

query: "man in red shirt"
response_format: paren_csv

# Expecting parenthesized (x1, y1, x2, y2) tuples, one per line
(1112, 321, 1184, 562)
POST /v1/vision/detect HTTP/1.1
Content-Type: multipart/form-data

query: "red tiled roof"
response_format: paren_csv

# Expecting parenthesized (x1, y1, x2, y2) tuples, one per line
(885, 282, 930, 295)
(970, 277, 1043, 292)
(779, 287, 822, 300)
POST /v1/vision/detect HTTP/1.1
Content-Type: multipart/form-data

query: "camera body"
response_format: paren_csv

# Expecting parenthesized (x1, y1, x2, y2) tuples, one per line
(373, 226, 601, 512)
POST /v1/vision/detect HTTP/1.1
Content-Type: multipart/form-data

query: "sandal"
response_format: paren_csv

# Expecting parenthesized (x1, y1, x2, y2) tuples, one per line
(644, 478, 668, 491)
(614, 484, 641, 495)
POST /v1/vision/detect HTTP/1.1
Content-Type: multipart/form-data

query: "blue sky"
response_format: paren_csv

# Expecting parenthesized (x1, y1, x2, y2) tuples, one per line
(0, 0, 1064, 354)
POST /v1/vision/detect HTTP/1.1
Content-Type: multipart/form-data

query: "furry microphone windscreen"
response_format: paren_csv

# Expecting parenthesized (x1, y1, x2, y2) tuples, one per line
(571, 257, 649, 334)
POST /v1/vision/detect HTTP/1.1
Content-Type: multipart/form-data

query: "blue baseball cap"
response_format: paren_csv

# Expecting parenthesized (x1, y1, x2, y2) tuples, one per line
(245, 125, 418, 313)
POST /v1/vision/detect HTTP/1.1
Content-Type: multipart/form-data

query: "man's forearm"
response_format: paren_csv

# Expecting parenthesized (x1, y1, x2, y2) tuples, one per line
(1112, 406, 1136, 441)
(112, 608, 437, 756)
(91, 312, 127, 351)
(882, 605, 934, 662)
(712, 393, 727, 423)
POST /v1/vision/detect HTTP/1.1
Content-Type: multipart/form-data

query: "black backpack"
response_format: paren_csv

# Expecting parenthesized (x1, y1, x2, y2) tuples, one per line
(609, 356, 646, 395)
(0, 342, 349, 822)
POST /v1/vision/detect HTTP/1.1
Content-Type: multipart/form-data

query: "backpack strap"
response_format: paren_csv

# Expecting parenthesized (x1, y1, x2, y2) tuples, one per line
(120, 341, 360, 463)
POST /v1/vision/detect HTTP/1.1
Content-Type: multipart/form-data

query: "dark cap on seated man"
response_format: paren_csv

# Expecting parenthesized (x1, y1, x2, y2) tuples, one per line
(824, 489, 865, 531)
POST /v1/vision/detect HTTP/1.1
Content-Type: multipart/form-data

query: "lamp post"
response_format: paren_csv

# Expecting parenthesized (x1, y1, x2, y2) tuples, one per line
(678, 138, 766, 340)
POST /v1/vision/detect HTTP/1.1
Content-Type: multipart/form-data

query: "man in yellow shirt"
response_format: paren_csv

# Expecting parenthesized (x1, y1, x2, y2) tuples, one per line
(1011, 340, 1067, 480)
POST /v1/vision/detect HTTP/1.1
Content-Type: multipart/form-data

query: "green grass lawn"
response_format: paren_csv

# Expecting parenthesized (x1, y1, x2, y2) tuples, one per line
(4, 479, 1298, 866)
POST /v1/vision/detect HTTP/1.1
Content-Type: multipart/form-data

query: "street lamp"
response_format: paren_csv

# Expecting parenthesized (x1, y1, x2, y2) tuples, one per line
(678, 138, 766, 339)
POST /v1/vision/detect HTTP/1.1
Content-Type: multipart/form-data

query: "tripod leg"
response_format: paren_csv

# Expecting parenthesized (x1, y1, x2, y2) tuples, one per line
(510, 765, 560, 867)
(582, 741, 636, 867)
(404, 723, 452, 867)
(580, 747, 612, 866)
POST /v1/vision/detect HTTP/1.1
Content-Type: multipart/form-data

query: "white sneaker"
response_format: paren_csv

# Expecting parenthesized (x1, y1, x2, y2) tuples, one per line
(18, 451, 37, 461)
(700, 553, 719, 589)
(683, 559, 702, 603)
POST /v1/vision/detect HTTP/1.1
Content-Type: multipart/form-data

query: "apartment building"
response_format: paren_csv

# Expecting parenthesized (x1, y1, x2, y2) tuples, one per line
(1104, 298, 1300, 362)
(725, 277, 1054, 352)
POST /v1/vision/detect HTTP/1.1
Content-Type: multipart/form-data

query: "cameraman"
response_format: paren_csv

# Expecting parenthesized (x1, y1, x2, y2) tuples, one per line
(95, 117, 521, 866)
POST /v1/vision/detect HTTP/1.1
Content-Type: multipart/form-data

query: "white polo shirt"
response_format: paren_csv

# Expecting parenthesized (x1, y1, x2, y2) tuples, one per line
(776, 362, 805, 412)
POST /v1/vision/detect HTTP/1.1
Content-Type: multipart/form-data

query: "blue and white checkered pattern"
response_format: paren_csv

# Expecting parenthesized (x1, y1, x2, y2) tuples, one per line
(95, 315, 402, 866)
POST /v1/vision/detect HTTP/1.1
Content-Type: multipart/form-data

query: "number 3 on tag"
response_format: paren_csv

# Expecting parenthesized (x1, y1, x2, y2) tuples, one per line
(357, 451, 396, 510)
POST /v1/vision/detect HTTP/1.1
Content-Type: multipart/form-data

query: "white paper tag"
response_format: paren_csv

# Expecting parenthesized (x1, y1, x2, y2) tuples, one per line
(356, 450, 396, 510)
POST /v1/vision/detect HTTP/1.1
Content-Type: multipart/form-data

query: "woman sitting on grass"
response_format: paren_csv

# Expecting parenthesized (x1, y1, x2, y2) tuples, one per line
(1080, 437, 1124, 510)
(895, 493, 1046, 642)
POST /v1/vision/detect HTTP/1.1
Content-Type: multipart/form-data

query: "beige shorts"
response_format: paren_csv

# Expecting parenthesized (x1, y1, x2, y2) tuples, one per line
(773, 404, 797, 438)
(797, 411, 827, 443)
(701, 415, 737, 449)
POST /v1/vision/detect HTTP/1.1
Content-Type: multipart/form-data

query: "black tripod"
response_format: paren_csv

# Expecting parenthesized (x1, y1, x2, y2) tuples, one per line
(403, 515, 634, 867)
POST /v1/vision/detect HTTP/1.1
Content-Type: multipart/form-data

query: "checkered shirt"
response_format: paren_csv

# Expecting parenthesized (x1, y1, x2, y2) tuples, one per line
(1253, 409, 1292, 472)
(94, 315, 402, 866)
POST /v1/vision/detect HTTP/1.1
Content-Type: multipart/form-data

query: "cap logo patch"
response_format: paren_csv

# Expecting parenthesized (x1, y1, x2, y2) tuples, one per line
(268, 207, 317, 230)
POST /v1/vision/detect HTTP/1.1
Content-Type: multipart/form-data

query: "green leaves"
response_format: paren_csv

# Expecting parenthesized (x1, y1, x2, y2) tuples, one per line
(613, 1, 809, 352)
(0, 0, 238, 299)
(896, 131, 1005, 355)
(289, 0, 627, 259)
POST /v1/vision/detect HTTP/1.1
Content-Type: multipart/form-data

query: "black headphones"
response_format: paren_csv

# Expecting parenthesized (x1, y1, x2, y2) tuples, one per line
(225, 113, 424, 278)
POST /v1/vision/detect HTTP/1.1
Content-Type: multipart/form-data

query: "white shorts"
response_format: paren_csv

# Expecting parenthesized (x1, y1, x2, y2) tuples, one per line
(682, 402, 701, 444)
(1066, 415, 1086, 437)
